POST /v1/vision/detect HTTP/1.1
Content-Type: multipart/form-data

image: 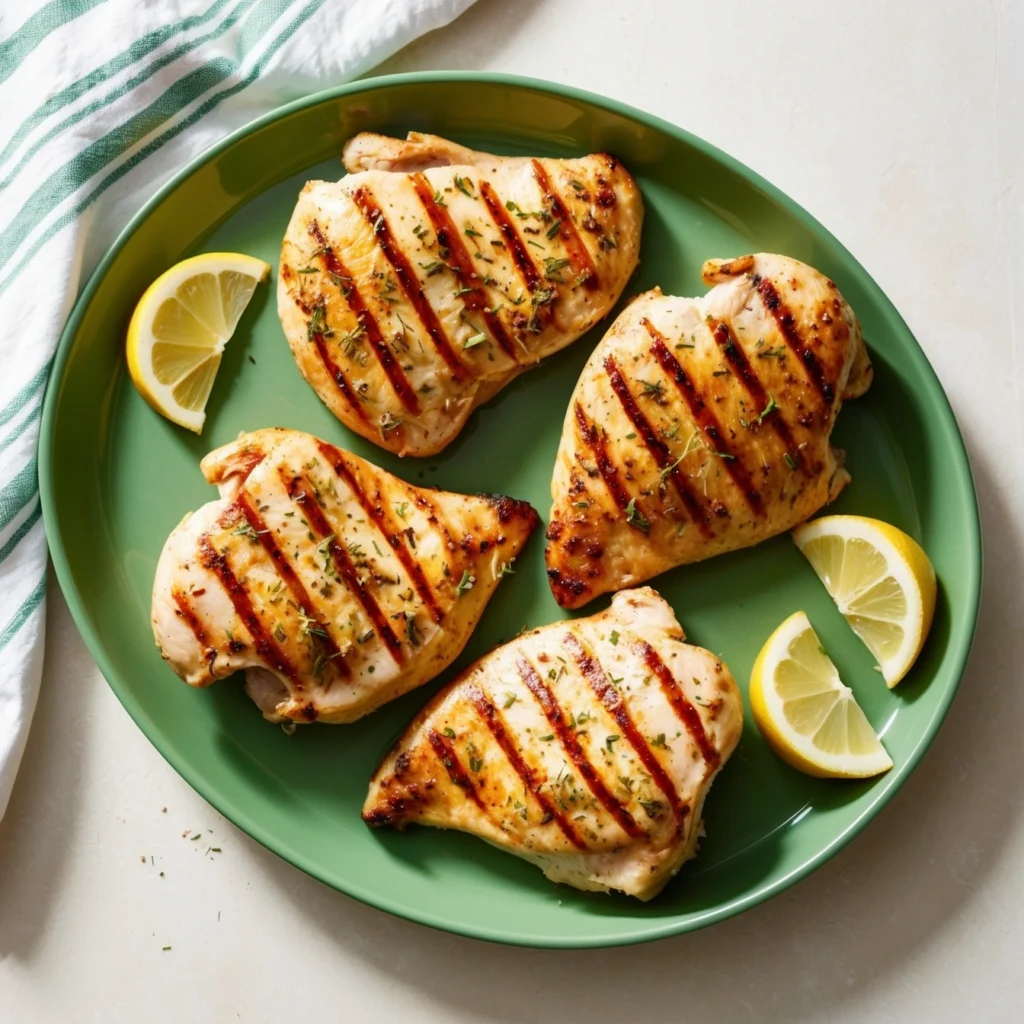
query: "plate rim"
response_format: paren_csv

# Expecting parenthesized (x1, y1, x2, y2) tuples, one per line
(39, 70, 983, 948)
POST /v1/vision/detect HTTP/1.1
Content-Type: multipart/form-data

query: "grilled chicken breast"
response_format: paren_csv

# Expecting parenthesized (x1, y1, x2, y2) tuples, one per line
(152, 428, 538, 723)
(278, 132, 643, 456)
(545, 253, 873, 608)
(364, 587, 742, 900)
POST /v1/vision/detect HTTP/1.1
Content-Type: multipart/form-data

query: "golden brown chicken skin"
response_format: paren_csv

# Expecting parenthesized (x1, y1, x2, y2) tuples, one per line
(364, 587, 742, 900)
(152, 428, 538, 723)
(545, 254, 872, 608)
(278, 132, 643, 456)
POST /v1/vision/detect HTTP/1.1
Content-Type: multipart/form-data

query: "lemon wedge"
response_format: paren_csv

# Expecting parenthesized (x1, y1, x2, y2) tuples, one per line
(126, 252, 270, 433)
(750, 611, 893, 778)
(793, 515, 936, 688)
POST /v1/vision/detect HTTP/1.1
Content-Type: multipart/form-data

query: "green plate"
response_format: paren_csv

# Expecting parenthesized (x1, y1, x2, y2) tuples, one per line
(40, 73, 981, 948)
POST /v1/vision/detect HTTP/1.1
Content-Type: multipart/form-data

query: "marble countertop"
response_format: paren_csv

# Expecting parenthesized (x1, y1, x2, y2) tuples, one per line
(2, 0, 1021, 1020)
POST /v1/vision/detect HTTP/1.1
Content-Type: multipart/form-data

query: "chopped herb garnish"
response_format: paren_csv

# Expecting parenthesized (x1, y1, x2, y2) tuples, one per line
(312, 650, 341, 678)
(625, 497, 650, 533)
(503, 692, 518, 709)
(432, 189, 446, 206)
(453, 174, 475, 197)
(379, 411, 402, 437)
(757, 394, 778, 423)
(658, 453, 685, 486)
(757, 345, 786, 359)
(358, 629, 375, 644)
(569, 179, 585, 192)
(639, 799, 665, 819)
(339, 325, 365, 356)
(420, 260, 445, 276)
(297, 266, 317, 274)
(463, 331, 487, 349)
(784, 452, 798, 470)
(232, 521, 263, 542)
(405, 614, 421, 647)
(609, 630, 619, 646)
(498, 560, 515, 577)
(639, 379, 664, 397)
(297, 608, 329, 642)
(710, 449, 736, 460)
(543, 256, 571, 279)
(455, 570, 475, 595)
(651, 733, 667, 748)
(395, 501, 409, 519)
(606, 734, 621, 752)
(470, 756, 483, 773)
(526, 287, 555, 332)
(545, 220, 562, 240)
(443, 727, 456, 739)
(539, 734, 555, 742)
(464, 226, 482, 238)
(307, 300, 331, 341)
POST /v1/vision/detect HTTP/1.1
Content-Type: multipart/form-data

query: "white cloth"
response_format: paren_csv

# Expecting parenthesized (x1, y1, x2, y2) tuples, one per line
(0, 0, 477, 820)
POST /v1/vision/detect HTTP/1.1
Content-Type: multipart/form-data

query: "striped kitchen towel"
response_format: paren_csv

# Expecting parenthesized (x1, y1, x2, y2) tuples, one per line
(0, 0, 477, 821)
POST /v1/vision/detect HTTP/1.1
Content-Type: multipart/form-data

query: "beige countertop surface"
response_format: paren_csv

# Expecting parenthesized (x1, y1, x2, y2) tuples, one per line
(2, 1, 1021, 1020)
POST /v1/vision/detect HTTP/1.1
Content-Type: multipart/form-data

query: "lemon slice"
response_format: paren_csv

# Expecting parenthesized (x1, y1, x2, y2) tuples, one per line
(750, 611, 893, 778)
(793, 515, 937, 688)
(126, 252, 270, 432)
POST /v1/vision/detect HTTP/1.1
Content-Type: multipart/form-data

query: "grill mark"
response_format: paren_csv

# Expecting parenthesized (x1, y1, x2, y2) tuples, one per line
(283, 471, 405, 663)
(314, 440, 444, 624)
(409, 173, 517, 361)
(636, 639, 720, 768)
(531, 160, 598, 291)
(646, 321, 764, 515)
(196, 535, 305, 691)
(478, 179, 543, 292)
(427, 730, 486, 810)
(603, 356, 714, 539)
(516, 655, 644, 839)
(308, 220, 420, 415)
(349, 187, 465, 379)
(230, 445, 266, 480)
(466, 684, 587, 849)
(563, 633, 688, 826)
(709, 317, 805, 472)
(309, 331, 368, 423)
(573, 402, 633, 512)
(173, 590, 210, 649)
(755, 277, 835, 405)
(236, 493, 350, 678)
